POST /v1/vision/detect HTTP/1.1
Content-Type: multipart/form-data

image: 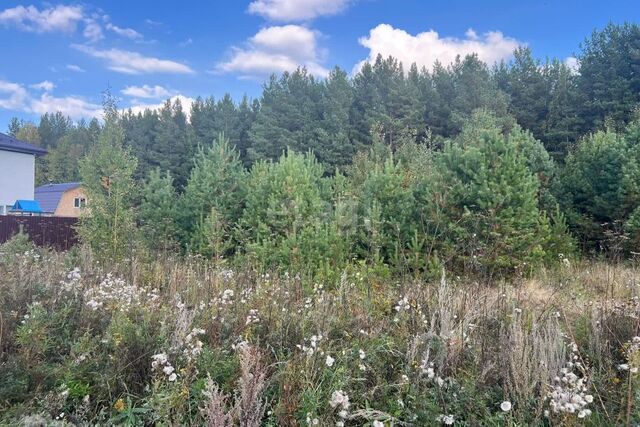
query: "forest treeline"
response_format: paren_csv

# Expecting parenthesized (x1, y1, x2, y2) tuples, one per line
(7, 23, 640, 274)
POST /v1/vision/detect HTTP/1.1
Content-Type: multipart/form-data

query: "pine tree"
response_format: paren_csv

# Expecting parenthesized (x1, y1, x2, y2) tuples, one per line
(78, 94, 138, 264)
(241, 150, 333, 271)
(502, 48, 548, 139)
(182, 134, 246, 254)
(559, 128, 632, 249)
(139, 168, 180, 252)
(152, 99, 193, 189)
(435, 121, 550, 274)
(577, 23, 640, 132)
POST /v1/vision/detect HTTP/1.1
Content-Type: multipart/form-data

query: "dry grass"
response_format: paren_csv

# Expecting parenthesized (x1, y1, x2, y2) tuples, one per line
(0, 240, 639, 425)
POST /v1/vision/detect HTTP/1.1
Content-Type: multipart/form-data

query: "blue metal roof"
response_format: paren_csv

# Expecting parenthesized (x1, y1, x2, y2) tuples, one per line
(12, 200, 43, 213)
(34, 182, 82, 213)
(0, 132, 47, 156)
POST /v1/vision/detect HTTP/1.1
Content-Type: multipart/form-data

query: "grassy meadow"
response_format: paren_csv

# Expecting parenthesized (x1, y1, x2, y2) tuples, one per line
(1, 233, 639, 426)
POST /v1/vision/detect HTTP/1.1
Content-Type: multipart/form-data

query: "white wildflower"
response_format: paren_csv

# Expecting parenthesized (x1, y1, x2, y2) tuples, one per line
(547, 343, 592, 418)
(325, 355, 335, 367)
(437, 414, 455, 425)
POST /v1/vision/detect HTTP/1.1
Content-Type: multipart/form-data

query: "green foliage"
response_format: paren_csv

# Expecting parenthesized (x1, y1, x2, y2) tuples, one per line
(139, 169, 180, 252)
(182, 134, 246, 256)
(559, 123, 640, 251)
(434, 116, 550, 274)
(356, 146, 419, 268)
(241, 149, 339, 273)
(578, 23, 640, 133)
(77, 95, 138, 265)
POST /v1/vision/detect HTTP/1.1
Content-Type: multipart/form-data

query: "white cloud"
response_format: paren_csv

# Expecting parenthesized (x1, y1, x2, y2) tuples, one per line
(30, 93, 101, 118)
(106, 23, 143, 40)
(126, 94, 195, 118)
(565, 56, 579, 74)
(248, 0, 352, 21)
(355, 24, 522, 73)
(0, 4, 83, 33)
(0, 80, 29, 110)
(72, 44, 195, 74)
(66, 64, 86, 72)
(217, 25, 329, 78)
(82, 18, 104, 42)
(122, 84, 174, 99)
(0, 79, 100, 119)
(30, 81, 55, 92)
(0, 4, 144, 43)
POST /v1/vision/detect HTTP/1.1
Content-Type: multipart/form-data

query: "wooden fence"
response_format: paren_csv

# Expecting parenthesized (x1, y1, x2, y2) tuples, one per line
(0, 216, 78, 251)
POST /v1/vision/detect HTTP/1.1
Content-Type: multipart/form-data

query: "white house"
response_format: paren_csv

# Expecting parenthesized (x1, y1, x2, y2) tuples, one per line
(0, 132, 47, 215)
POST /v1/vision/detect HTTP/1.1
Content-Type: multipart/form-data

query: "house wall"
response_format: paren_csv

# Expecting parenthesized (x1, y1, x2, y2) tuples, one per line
(55, 187, 87, 218)
(0, 150, 35, 215)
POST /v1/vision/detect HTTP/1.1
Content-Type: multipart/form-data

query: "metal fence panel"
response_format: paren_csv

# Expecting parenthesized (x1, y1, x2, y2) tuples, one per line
(0, 216, 78, 251)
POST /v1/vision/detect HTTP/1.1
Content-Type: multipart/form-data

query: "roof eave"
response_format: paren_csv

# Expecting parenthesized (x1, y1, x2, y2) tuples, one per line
(0, 146, 48, 156)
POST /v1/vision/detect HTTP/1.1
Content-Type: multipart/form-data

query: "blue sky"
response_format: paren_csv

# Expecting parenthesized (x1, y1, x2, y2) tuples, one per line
(0, 0, 638, 129)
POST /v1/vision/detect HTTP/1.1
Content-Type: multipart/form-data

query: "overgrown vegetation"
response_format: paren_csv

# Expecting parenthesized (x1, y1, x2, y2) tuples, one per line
(1, 239, 639, 425)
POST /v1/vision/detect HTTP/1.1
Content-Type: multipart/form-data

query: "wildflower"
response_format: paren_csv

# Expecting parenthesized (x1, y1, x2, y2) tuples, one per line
(394, 296, 410, 312)
(326, 355, 335, 367)
(373, 421, 384, 427)
(151, 353, 178, 382)
(359, 349, 366, 359)
(114, 398, 125, 412)
(578, 409, 592, 418)
(420, 358, 435, 379)
(151, 353, 168, 368)
(306, 417, 318, 426)
(500, 401, 512, 412)
(329, 390, 350, 409)
(618, 364, 629, 371)
(330, 390, 350, 419)
(547, 343, 592, 418)
(245, 309, 260, 325)
(437, 414, 455, 425)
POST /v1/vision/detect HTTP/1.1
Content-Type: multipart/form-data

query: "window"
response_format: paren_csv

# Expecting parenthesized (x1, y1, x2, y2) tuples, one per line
(74, 197, 86, 208)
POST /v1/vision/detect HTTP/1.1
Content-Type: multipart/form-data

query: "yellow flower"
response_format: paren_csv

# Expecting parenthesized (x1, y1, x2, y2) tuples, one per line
(113, 333, 123, 346)
(612, 377, 621, 384)
(114, 398, 125, 412)
(181, 386, 189, 398)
